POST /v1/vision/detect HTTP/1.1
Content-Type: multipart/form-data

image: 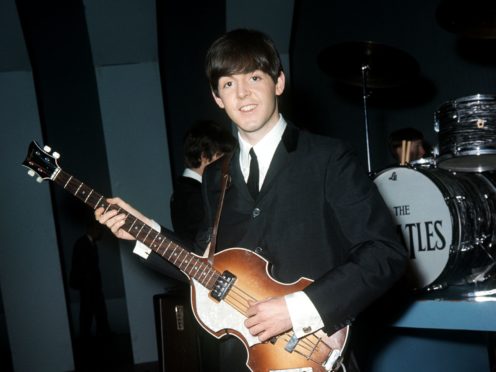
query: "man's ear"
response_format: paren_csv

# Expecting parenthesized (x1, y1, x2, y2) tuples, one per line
(211, 90, 225, 109)
(275, 72, 286, 96)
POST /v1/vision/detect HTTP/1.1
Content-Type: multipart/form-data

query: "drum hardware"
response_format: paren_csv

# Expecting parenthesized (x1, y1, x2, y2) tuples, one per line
(409, 157, 437, 168)
(318, 41, 420, 173)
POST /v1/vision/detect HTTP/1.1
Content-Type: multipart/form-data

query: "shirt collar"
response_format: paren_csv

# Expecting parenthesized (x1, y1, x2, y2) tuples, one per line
(182, 168, 202, 183)
(238, 115, 287, 183)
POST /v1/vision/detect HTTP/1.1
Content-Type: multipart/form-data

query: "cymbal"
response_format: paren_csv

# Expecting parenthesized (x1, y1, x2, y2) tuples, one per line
(436, 0, 496, 39)
(318, 41, 420, 89)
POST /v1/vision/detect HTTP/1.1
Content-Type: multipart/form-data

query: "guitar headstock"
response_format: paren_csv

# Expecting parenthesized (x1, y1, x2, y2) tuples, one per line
(22, 141, 61, 183)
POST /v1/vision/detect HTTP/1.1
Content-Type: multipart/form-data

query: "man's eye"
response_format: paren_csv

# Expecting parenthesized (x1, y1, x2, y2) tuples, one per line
(223, 81, 233, 88)
(251, 76, 261, 81)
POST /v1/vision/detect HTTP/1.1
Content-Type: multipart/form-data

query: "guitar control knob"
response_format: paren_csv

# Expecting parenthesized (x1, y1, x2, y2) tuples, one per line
(53, 152, 60, 159)
(43, 145, 52, 152)
(27, 169, 36, 177)
(36, 177, 43, 183)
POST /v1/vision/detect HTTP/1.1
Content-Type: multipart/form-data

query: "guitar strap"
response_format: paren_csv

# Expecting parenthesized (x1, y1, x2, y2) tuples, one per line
(205, 151, 233, 265)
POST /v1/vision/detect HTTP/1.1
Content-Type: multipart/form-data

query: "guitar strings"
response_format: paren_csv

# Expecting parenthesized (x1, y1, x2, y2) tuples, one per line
(224, 284, 333, 362)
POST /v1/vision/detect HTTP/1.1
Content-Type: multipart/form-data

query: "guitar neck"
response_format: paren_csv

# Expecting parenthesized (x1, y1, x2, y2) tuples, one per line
(53, 169, 219, 289)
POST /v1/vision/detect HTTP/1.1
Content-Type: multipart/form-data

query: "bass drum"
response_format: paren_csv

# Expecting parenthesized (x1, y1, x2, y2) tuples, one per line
(374, 166, 496, 290)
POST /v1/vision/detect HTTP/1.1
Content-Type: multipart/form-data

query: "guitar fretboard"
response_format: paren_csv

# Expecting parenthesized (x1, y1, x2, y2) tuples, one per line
(54, 170, 220, 289)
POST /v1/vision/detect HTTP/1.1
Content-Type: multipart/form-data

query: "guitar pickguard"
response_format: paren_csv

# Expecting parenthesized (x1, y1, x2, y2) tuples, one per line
(191, 279, 260, 346)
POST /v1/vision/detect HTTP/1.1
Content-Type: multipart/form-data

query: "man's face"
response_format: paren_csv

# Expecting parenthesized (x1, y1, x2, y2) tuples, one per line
(212, 70, 285, 145)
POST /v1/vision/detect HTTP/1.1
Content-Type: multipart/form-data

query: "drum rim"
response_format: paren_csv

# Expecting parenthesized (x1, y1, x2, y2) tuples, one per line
(436, 93, 496, 111)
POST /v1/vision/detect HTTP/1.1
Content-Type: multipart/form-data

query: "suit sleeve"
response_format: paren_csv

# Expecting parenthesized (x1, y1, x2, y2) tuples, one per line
(304, 143, 409, 334)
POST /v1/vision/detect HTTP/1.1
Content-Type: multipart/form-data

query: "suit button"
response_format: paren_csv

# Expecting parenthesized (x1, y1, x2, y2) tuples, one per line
(255, 246, 263, 254)
(252, 208, 261, 218)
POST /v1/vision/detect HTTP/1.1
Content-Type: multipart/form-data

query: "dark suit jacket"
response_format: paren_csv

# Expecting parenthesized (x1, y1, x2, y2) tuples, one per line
(198, 124, 408, 335)
(170, 175, 203, 247)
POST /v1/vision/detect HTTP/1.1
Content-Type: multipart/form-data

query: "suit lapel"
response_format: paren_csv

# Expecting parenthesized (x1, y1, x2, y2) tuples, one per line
(228, 124, 301, 201)
(229, 147, 253, 200)
(258, 124, 300, 198)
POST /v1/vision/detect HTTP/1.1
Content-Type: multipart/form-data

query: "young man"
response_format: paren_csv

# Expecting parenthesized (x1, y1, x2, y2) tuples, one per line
(170, 119, 236, 246)
(96, 29, 408, 371)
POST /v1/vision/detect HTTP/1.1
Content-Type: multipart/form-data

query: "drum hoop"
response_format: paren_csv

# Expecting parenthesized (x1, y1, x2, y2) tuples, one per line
(437, 93, 496, 110)
(438, 147, 496, 158)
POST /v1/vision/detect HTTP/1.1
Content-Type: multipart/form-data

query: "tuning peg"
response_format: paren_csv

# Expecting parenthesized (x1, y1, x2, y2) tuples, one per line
(27, 169, 36, 177)
(52, 152, 60, 159)
(36, 177, 43, 183)
(43, 145, 52, 153)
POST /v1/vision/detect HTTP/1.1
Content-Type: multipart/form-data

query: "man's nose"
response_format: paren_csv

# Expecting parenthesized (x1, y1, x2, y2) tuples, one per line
(236, 81, 250, 98)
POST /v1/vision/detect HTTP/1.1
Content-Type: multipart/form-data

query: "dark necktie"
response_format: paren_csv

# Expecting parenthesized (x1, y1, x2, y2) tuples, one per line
(247, 148, 259, 199)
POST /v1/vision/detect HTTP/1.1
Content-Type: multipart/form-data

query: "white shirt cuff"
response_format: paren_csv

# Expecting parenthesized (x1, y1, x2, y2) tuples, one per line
(132, 219, 161, 259)
(285, 291, 324, 338)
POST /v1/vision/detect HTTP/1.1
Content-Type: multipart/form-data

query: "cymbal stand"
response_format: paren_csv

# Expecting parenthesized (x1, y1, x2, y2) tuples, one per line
(361, 65, 372, 173)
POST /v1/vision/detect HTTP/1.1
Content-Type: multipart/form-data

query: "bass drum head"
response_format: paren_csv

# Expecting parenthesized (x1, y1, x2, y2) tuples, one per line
(374, 167, 453, 289)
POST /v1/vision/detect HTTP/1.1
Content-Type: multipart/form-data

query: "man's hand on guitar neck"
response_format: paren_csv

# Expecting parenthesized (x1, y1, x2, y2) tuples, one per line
(95, 197, 153, 241)
(244, 296, 293, 342)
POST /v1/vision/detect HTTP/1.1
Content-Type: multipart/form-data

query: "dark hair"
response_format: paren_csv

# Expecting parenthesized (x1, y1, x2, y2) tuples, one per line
(206, 29, 283, 96)
(184, 120, 236, 169)
(389, 127, 424, 146)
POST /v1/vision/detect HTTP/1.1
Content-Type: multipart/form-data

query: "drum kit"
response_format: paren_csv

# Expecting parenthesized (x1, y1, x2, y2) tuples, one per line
(319, 10, 496, 291)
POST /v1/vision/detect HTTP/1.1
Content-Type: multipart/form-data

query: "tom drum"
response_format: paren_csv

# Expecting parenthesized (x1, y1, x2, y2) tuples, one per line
(435, 94, 496, 172)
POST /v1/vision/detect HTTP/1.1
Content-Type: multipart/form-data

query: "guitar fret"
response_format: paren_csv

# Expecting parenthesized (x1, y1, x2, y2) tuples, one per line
(178, 251, 190, 269)
(183, 255, 195, 274)
(84, 189, 93, 203)
(204, 268, 216, 287)
(95, 195, 103, 209)
(180, 255, 190, 271)
(142, 226, 152, 243)
(64, 175, 73, 189)
(170, 246, 180, 263)
(199, 264, 212, 285)
(135, 223, 145, 239)
(127, 217, 137, 232)
(196, 262, 208, 284)
(155, 237, 166, 254)
(156, 240, 167, 256)
(74, 182, 83, 195)
(193, 261, 206, 282)
(176, 251, 187, 268)
(149, 232, 159, 248)
(164, 241, 176, 257)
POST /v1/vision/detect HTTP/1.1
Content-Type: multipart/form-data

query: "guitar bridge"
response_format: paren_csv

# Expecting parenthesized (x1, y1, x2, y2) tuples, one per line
(210, 271, 236, 301)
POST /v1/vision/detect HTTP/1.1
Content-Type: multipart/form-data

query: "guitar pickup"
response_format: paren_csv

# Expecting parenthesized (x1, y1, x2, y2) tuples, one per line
(210, 271, 236, 301)
(284, 334, 299, 353)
